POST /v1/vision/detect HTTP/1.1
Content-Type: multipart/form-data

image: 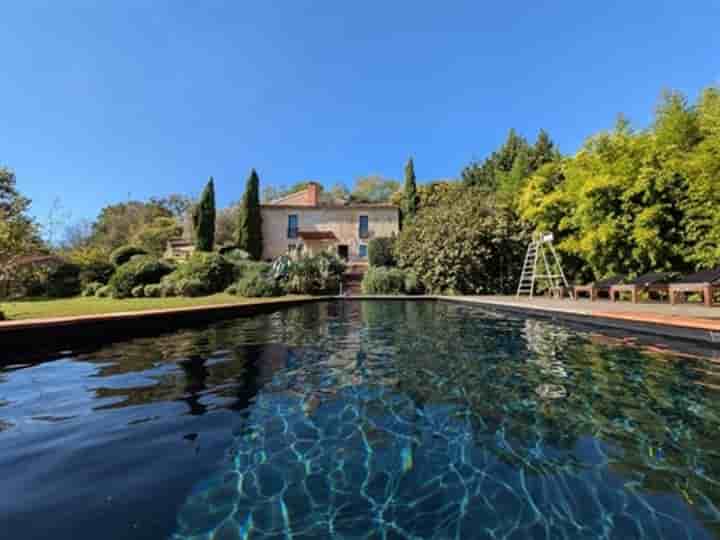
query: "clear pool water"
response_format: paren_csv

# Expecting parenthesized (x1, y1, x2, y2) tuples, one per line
(2, 301, 720, 539)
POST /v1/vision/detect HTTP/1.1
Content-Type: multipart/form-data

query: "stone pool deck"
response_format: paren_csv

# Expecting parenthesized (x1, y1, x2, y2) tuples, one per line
(3, 294, 720, 351)
(442, 295, 720, 346)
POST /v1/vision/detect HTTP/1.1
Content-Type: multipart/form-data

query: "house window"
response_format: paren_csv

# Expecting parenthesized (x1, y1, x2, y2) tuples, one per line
(359, 215, 369, 239)
(288, 215, 299, 239)
(359, 244, 368, 258)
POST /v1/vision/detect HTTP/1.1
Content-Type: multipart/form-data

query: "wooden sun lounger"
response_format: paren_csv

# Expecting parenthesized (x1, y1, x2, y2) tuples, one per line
(574, 275, 626, 301)
(669, 267, 720, 307)
(610, 272, 674, 303)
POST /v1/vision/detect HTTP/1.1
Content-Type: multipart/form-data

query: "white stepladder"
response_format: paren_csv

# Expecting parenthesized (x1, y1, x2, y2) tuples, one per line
(516, 232, 573, 299)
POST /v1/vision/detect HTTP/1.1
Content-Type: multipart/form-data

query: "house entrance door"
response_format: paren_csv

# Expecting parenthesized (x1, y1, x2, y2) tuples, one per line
(337, 245, 349, 260)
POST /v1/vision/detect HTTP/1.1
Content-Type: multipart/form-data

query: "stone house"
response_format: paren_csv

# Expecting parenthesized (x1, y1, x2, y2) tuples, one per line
(261, 183, 400, 264)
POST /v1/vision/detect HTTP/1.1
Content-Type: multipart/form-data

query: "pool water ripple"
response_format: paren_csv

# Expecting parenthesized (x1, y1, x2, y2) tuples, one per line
(2, 301, 720, 539)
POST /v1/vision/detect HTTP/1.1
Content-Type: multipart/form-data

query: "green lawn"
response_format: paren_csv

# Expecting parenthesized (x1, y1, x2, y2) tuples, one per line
(0, 294, 309, 321)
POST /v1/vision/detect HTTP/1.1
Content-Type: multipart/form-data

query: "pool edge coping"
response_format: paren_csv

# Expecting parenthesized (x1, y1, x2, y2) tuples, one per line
(2, 294, 720, 349)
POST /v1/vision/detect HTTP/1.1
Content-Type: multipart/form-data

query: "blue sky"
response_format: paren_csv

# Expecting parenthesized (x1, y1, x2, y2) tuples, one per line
(2, 1, 719, 231)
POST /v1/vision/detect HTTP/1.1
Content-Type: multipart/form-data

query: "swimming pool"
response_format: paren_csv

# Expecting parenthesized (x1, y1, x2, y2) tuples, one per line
(2, 300, 720, 539)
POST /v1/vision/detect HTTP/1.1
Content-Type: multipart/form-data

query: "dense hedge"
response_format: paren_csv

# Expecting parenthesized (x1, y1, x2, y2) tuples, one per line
(46, 262, 82, 298)
(110, 245, 148, 267)
(79, 262, 115, 286)
(368, 237, 396, 267)
(108, 256, 174, 298)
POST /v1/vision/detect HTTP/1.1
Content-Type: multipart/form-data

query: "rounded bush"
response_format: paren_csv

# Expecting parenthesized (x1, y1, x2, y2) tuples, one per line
(82, 281, 103, 297)
(225, 283, 239, 295)
(108, 255, 174, 298)
(95, 285, 113, 298)
(110, 245, 148, 267)
(361, 267, 407, 294)
(131, 285, 145, 298)
(79, 262, 115, 286)
(233, 274, 282, 298)
(174, 278, 206, 297)
(46, 262, 82, 298)
(144, 284, 162, 298)
(161, 252, 234, 295)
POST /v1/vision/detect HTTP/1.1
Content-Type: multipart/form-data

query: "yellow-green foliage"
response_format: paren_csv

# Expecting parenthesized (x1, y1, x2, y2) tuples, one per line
(519, 86, 720, 279)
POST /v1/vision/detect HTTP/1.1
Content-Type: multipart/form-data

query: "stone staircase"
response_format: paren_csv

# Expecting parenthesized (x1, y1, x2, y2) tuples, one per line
(342, 263, 367, 296)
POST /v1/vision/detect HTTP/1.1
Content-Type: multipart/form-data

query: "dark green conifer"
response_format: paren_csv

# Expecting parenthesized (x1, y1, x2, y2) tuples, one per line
(236, 169, 263, 260)
(402, 157, 419, 219)
(193, 177, 216, 252)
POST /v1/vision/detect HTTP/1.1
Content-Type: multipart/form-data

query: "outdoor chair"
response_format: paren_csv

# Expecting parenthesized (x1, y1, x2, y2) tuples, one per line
(669, 266, 720, 307)
(610, 272, 675, 303)
(573, 275, 626, 301)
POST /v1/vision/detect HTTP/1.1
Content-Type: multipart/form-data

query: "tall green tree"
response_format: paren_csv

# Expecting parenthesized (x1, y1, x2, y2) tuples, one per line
(237, 169, 263, 260)
(462, 129, 534, 190)
(530, 129, 558, 170)
(193, 177, 216, 252)
(350, 176, 399, 203)
(402, 158, 419, 219)
(0, 167, 44, 295)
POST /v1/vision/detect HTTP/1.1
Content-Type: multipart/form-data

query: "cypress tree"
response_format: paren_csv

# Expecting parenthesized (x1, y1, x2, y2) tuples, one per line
(194, 177, 216, 252)
(403, 157, 419, 219)
(237, 169, 263, 260)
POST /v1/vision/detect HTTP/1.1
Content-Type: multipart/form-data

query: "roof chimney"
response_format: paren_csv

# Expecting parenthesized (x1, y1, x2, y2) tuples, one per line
(307, 182, 320, 206)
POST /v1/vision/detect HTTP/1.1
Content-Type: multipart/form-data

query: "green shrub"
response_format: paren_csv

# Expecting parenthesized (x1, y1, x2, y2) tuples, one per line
(403, 271, 423, 294)
(235, 260, 271, 279)
(108, 256, 174, 298)
(144, 284, 162, 297)
(368, 237, 396, 267)
(82, 281, 104, 297)
(161, 252, 234, 296)
(46, 262, 82, 298)
(174, 278, 206, 297)
(395, 187, 529, 294)
(283, 252, 345, 295)
(220, 247, 250, 262)
(231, 274, 283, 298)
(79, 262, 115, 286)
(160, 280, 177, 297)
(95, 285, 112, 298)
(110, 245, 148, 267)
(361, 267, 408, 294)
(131, 285, 145, 298)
